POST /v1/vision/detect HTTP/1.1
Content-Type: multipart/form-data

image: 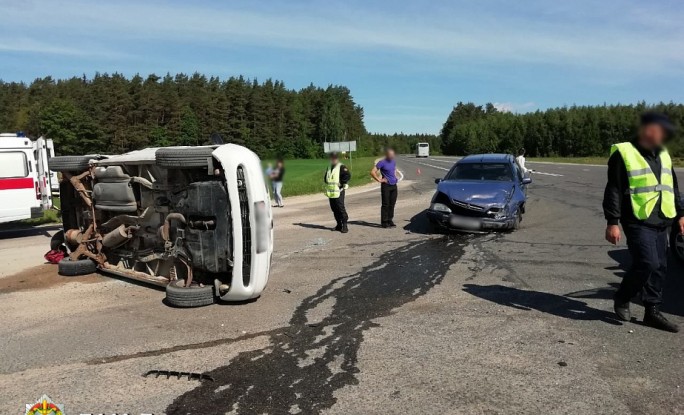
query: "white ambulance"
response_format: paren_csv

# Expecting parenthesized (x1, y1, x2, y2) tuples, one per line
(0, 133, 54, 224)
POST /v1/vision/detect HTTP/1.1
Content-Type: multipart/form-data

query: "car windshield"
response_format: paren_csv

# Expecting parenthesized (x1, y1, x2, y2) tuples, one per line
(447, 163, 513, 182)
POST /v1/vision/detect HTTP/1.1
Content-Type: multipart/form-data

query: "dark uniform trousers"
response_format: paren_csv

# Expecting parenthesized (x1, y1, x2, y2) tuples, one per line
(329, 190, 348, 225)
(615, 223, 669, 305)
(380, 183, 398, 223)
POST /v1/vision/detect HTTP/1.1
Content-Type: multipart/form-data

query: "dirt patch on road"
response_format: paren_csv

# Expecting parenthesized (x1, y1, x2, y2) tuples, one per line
(0, 264, 103, 294)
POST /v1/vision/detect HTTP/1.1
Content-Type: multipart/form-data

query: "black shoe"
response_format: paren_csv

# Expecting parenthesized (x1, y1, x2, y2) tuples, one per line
(341, 223, 349, 233)
(381, 222, 389, 228)
(613, 299, 631, 322)
(643, 305, 679, 333)
(388, 221, 397, 228)
(334, 223, 342, 232)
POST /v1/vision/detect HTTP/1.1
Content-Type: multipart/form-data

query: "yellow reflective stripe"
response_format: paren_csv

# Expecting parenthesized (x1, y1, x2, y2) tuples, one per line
(630, 185, 674, 194)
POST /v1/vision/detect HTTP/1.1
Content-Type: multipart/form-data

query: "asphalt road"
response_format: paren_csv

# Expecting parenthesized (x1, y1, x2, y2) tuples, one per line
(0, 157, 682, 414)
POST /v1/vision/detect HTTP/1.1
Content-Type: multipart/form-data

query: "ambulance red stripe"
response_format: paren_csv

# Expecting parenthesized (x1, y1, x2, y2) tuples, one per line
(0, 177, 34, 190)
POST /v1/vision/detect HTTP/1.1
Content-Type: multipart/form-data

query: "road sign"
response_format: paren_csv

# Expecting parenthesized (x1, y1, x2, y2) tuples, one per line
(323, 141, 357, 153)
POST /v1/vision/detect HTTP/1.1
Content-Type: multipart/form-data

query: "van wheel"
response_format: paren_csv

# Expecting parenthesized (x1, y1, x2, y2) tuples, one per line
(165, 279, 216, 307)
(155, 148, 215, 169)
(48, 155, 96, 172)
(58, 258, 97, 276)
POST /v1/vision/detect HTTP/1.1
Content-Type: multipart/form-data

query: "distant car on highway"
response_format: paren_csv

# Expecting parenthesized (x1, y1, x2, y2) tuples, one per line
(416, 142, 430, 158)
(427, 153, 531, 232)
(50, 143, 273, 307)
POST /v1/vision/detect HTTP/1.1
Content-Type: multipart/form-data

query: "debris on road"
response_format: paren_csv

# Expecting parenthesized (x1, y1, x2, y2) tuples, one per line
(143, 370, 214, 382)
(557, 361, 568, 367)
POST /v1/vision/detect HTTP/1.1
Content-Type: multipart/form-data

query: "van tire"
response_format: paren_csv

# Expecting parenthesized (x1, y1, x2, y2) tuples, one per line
(156, 148, 214, 169)
(58, 258, 97, 276)
(48, 155, 95, 172)
(165, 280, 216, 307)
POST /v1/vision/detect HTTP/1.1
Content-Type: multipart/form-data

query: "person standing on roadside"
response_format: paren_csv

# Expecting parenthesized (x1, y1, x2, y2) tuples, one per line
(516, 148, 529, 175)
(371, 147, 399, 228)
(603, 112, 684, 332)
(270, 159, 285, 208)
(324, 152, 351, 233)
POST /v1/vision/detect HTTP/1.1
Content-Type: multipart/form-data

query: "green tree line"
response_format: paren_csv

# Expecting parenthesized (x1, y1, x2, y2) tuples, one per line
(0, 73, 370, 159)
(440, 102, 684, 157)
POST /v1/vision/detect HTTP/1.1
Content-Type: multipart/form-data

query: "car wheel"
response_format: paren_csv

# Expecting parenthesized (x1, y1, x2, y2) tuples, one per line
(58, 257, 97, 276)
(48, 155, 96, 172)
(155, 147, 215, 169)
(670, 229, 684, 263)
(510, 208, 522, 231)
(165, 279, 216, 308)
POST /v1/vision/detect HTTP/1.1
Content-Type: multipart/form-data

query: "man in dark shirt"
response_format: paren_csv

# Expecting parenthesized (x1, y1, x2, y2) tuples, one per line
(603, 112, 684, 332)
(371, 147, 400, 228)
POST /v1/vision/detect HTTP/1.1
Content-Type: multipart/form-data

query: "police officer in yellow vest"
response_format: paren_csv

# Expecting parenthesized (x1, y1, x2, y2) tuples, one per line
(324, 152, 351, 233)
(604, 113, 684, 332)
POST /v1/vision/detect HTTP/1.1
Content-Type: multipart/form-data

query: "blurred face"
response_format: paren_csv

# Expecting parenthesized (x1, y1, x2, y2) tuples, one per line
(385, 149, 395, 160)
(276, 161, 284, 168)
(639, 124, 666, 149)
(330, 154, 339, 164)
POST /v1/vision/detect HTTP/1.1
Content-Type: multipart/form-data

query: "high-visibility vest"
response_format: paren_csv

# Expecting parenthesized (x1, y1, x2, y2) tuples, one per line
(325, 164, 346, 199)
(610, 142, 676, 220)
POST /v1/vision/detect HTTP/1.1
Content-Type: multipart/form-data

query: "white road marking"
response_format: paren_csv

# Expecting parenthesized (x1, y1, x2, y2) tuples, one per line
(532, 171, 564, 177)
(404, 156, 564, 177)
(402, 157, 450, 171)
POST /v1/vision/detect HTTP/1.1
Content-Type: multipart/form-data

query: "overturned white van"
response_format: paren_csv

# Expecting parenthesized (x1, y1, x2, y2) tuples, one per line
(50, 144, 273, 306)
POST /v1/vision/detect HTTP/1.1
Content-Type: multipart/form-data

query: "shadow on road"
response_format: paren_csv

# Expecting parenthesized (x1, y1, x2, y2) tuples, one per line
(167, 237, 465, 414)
(347, 220, 383, 229)
(293, 222, 333, 231)
(0, 224, 61, 240)
(463, 284, 623, 326)
(564, 282, 621, 300)
(605, 248, 684, 317)
(403, 209, 433, 235)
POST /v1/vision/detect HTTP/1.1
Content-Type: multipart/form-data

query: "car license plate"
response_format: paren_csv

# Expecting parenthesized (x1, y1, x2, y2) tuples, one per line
(449, 216, 481, 230)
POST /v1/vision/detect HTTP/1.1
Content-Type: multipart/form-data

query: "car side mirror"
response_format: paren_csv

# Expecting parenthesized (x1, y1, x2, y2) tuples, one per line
(522, 177, 532, 185)
(434, 178, 442, 184)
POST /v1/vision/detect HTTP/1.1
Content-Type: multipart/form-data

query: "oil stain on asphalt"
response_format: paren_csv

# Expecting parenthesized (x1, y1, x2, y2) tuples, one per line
(167, 237, 465, 414)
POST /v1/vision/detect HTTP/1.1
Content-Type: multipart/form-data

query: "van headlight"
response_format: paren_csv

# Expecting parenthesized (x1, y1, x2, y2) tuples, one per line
(254, 201, 270, 254)
(430, 203, 451, 213)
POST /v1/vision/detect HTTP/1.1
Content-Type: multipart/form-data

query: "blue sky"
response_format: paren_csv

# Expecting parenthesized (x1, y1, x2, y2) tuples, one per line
(1, 0, 683, 134)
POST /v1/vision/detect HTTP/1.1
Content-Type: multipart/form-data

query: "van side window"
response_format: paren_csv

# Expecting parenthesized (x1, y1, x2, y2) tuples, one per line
(0, 152, 29, 178)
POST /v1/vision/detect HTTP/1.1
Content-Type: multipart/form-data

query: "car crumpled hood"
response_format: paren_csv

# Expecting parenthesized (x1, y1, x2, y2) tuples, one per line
(437, 180, 514, 207)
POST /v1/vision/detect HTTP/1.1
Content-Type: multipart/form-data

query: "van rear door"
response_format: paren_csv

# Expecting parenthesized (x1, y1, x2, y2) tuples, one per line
(34, 137, 52, 210)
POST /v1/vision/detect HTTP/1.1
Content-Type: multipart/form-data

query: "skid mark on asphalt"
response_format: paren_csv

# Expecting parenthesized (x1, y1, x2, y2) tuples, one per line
(166, 238, 466, 415)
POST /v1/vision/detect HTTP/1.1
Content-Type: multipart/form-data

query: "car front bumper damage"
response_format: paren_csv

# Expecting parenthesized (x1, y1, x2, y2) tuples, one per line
(427, 209, 516, 231)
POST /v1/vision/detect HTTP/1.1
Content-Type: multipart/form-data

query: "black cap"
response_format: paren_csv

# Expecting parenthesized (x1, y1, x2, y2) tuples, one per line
(640, 112, 676, 135)
(329, 152, 340, 158)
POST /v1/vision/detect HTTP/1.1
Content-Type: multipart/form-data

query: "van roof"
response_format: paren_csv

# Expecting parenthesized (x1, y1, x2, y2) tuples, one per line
(0, 134, 33, 149)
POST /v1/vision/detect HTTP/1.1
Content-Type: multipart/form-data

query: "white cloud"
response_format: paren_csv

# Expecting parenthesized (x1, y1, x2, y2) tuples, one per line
(493, 102, 536, 113)
(1, 0, 683, 75)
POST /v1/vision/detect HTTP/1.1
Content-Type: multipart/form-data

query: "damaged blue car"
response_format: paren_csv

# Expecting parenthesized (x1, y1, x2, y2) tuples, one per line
(427, 154, 531, 232)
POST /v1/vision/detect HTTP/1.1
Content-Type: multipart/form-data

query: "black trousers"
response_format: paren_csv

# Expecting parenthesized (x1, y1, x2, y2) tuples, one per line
(615, 223, 669, 306)
(381, 183, 398, 223)
(329, 190, 348, 225)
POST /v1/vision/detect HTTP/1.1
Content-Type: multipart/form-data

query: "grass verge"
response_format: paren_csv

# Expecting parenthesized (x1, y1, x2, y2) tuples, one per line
(264, 157, 378, 197)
